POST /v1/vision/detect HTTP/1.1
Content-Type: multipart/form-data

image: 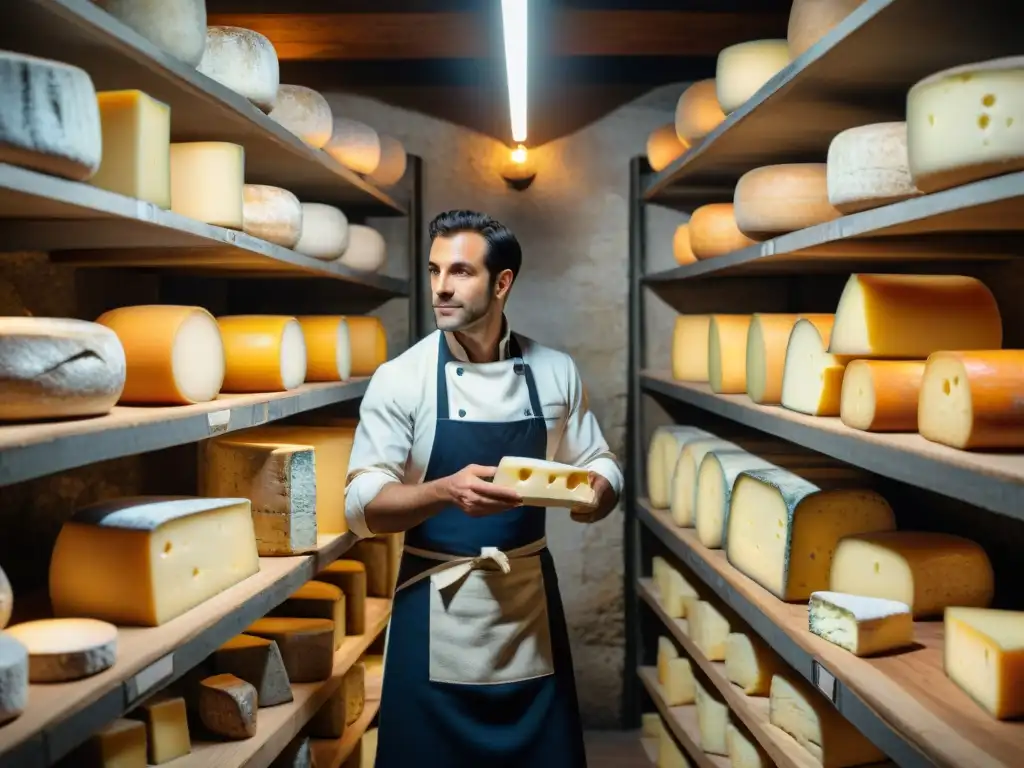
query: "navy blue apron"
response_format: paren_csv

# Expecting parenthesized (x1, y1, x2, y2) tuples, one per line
(374, 333, 587, 768)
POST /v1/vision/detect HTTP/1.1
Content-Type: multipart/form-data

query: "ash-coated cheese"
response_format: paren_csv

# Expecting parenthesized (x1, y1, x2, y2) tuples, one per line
(294, 203, 350, 261)
(269, 85, 333, 149)
(727, 721, 771, 768)
(646, 123, 689, 172)
(245, 618, 335, 683)
(787, 0, 867, 59)
(734, 163, 840, 240)
(215, 633, 294, 707)
(646, 425, 712, 509)
(808, 591, 914, 657)
(94, 0, 207, 67)
(199, 673, 258, 739)
(324, 118, 382, 175)
(83, 717, 148, 767)
(341, 225, 387, 273)
(0, 566, 10, 630)
(243, 185, 302, 248)
(780, 316, 850, 417)
(688, 204, 757, 260)
(5, 618, 117, 682)
(0, 52, 102, 180)
(695, 678, 729, 755)
(492, 457, 596, 508)
(296, 316, 352, 382)
(317, 560, 368, 635)
(670, 437, 740, 528)
(127, 694, 191, 764)
(271, 735, 315, 768)
(826, 122, 921, 213)
(270, 580, 346, 650)
(0, 634, 28, 726)
(170, 141, 245, 228)
(197, 26, 280, 112)
(675, 79, 726, 143)
(690, 600, 731, 661)
(49, 496, 260, 626)
(367, 134, 408, 187)
(708, 314, 752, 394)
(746, 313, 833, 405)
(344, 315, 388, 376)
(695, 449, 775, 549)
(725, 632, 780, 696)
(91, 90, 171, 207)
(673, 223, 697, 266)
(716, 40, 790, 115)
(945, 607, 1024, 720)
(672, 315, 711, 382)
(217, 315, 307, 393)
(840, 360, 925, 432)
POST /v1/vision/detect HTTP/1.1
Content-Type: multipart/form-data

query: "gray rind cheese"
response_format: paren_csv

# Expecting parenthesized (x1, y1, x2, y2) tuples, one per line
(214, 634, 294, 707)
(198, 673, 258, 739)
(268, 85, 333, 149)
(826, 122, 922, 213)
(271, 735, 316, 768)
(92, 0, 208, 67)
(242, 185, 303, 248)
(197, 26, 280, 112)
(0, 634, 28, 726)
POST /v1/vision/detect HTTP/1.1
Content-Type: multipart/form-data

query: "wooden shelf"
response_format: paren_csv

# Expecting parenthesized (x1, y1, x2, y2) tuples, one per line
(643, 0, 1018, 202)
(638, 501, 1024, 768)
(639, 666, 729, 768)
(0, 1, 403, 214)
(640, 372, 1024, 523)
(310, 669, 382, 768)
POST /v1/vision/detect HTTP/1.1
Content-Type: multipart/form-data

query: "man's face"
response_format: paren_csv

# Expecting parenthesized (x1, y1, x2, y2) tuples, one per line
(429, 232, 496, 332)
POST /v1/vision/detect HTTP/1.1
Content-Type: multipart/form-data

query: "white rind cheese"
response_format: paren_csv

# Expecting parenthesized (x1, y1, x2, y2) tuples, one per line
(340, 225, 387, 272)
(646, 425, 712, 509)
(492, 457, 595, 508)
(5, 618, 117, 682)
(324, 117, 382, 175)
(294, 203, 350, 261)
(945, 607, 1024, 720)
(269, 85, 333, 149)
(367, 134, 407, 187)
(94, 0, 207, 67)
(695, 449, 774, 550)
(0, 566, 10, 630)
(0, 634, 28, 726)
(243, 185, 303, 248)
(716, 40, 790, 115)
(808, 591, 914, 656)
(827, 122, 921, 213)
(724, 632, 780, 696)
(197, 26, 280, 112)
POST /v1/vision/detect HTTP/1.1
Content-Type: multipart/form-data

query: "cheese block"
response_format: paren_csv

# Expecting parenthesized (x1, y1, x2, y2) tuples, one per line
(344, 661, 366, 725)
(308, 678, 347, 738)
(199, 673, 258, 739)
(780, 316, 850, 417)
(672, 315, 712, 381)
(657, 635, 677, 686)
(829, 274, 1003, 357)
(919, 350, 1024, 449)
(691, 601, 731, 661)
(270, 580, 346, 650)
(269, 85, 333, 148)
(808, 591, 914, 657)
(658, 727, 689, 768)
(840, 360, 925, 432)
(214, 634, 293, 707)
(747, 313, 833, 405)
(170, 142, 244, 228)
(295, 316, 352, 382)
(769, 674, 885, 766)
(734, 164, 840, 240)
(716, 40, 790, 115)
(217, 315, 307, 393)
(349, 538, 392, 597)
(128, 694, 191, 764)
(727, 721, 771, 768)
(271, 736, 315, 768)
(91, 90, 171, 207)
(670, 437, 740, 528)
(0, 634, 28, 726)
(83, 717, 148, 767)
(324, 117, 382, 175)
(660, 564, 699, 620)
(295, 203, 350, 261)
(695, 678, 729, 755)
(709, 314, 752, 394)
(653, 556, 667, 590)
(647, 123, 689, 172)
(344, 315, 388, 376)
(95, 305, 225, 405)
(245, 618, 335, 683)
(647, 425, 712, 509)
(49, 496, 260, 626)
(242, 185, 302, 248)
(695, 449, 775, 549)
(664, 656, 696, 707)
(341, 225, 387, 272)
(787, 0, 867, 59)
(367, 134, 407, 187)
(317, 560, 368, 635)
(688, 204, 757, 260)
(5, 618, 116, 683)
(0, 317, 126, 421)
(492, 456, 595, 508)
(945, 607, 1024, 719)
(642, 712, 662, 739)
(830, 531, 994, 619)
(675, 79, 726, 143)
(359, 728, 378, 768)
(94, 0, 207, 67)
(0, 566, 10, 630)
(726, 469, 895, 601)
(907, 57, 1024, 193)
(725, 632, 780, 696)
(827, 122, 921, 213)
(196, 26, 279, 111)
(673, 224, 697, 266)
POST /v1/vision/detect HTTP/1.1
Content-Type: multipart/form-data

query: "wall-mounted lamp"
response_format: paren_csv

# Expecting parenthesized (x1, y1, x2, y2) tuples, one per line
(500, 143, 536, 191)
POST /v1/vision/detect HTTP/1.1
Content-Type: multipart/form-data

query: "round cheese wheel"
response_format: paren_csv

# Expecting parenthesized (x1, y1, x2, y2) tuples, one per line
(343, 316, 387, 376)
(296, 317, 352, 381)
(218, 315, 307, 393)
(94, 0, 207, 68)
(324, 118, 382, 175)
(715, 40, 790, 115)
(170, 142, 244, 229)
(646, 123, 689, 172)
(6, 618, 117, 682)
(367, 135, 407, 187)
(827, 122, 921, 213)
(95, 305, 225, 405)
(675, 79, 726, 143)
(242, 184, 302, 248)
(907, 56, 1024, 193)
(294, 203, 349, 261)
(688, 204, 757, 260)
(196, 26, 279, 112)
(672, 224, 697, 266)
(340, 225, 386, 272)
(734, 163, 840, 239)
(787, 0, 867, 59)
(0, 565, 11, 631)
(268, 85, 333, 149)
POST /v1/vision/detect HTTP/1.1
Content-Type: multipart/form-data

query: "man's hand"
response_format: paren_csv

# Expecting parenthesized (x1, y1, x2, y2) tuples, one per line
(570, 472, 617, 524)
(442, 464, 523, 518)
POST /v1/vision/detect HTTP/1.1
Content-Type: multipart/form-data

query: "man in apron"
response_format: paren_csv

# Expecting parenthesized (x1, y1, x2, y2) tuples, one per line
(344, 210, 622, 768)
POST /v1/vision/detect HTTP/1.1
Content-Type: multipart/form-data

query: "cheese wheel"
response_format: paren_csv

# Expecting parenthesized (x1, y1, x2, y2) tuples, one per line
(340, 225, 386, 272)
(672, 315, 711, 382)
(170, 142, 244, 229)
(919, 350, 1024, 450)
(6, 618, 117, 682)
(646, 123, 689, 172)
(781, 316, 850, 417)
(708, 315, 752, 394)
(840, 360, 925, 432)
(324, 118, 381, 175)
(95, 305, 225, 404)
(827, 122, 921, 213)
(94, 0, 207, 67)
(242, 184, 302, 248)
(269, 85, 333, 149)
(716, 40, 790, 115)
(907, 57, 1024, 193)
(0, 52, 102, 181)
(674, 79, 726, 143)
(217, 315, 307, 393)
(746, 313, 833, 405)
(367, 134, 407, 187)
(296, 316, 352, 381)
(688, 204, 757, 259)
(196, 26, 279, 112)
(672, 224, 696, 266)
(343, 316, 387, 376)
(294, 203, 350, 261)
(787, 0, 867, 59)
(647, 426, 712, 509)
(0, 634, 27, 726)
(0, 566, 10, 630)
(734, 164, 840, 240)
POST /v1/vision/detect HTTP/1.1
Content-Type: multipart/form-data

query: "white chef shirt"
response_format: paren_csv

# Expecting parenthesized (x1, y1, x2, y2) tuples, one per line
(344, 322, 624, 539)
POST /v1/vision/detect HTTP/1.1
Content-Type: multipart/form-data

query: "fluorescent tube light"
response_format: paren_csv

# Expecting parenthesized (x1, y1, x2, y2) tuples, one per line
(501, 0, 528, 143)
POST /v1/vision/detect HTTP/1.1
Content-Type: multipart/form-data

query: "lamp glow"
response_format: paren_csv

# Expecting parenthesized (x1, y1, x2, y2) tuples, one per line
(501, 0, 528, 143)
(510, 144, 528, 165)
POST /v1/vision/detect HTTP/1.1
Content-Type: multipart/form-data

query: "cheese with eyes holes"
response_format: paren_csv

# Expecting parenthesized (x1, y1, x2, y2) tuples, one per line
(492, 457, 595, 508)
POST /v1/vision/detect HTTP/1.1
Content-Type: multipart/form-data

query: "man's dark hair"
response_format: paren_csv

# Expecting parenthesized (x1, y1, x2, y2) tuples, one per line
(428, 209, 522, 286)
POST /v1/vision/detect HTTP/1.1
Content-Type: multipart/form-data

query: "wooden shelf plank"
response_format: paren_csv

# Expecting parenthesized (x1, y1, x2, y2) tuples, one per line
(640, 372, 1024, 523)
(310, 668, 382, 768)
(0, 1, 404, 214)
(638, 666, 730, 768)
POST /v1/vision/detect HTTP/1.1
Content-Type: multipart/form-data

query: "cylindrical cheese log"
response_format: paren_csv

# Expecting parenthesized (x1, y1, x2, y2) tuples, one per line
(242, 184, 302, 248)
(218, 315, 307, 393)
(907, 56, 1024, 193)
(646, 123, 689, 172)
(715, 40, 790, 115)
(324, 117, 381, 175)
(294, 203, 349, 261)
(5, 618, 117, 682)
(746, 313, 833, 405)
(674, 79, 726, 143)
(296, 316, 352, 381)
(672, 315, 711, 382)
(196, 26, 280, 112)
(708, 315, 752, 394)
(829, 274, 1003, 357)
(840, 360, 925, 432)
(689, 204, 757, 260)
(672, 224, 696, 266)
(734, 164, 840, 240)
(827, 122, 921, 213)
(919, 350, 1024, 450)
(94, 0, 207, 68)
(367, 135, 407, 187)
(343, 316, 387, 376)
(95, 305, 225, 404)
(340, 225, 386, 272)
(787, 0, 867, 59)
(170, 142, 244, 229)
(269, 85, 333, 149)
(646, 426, 712, 509)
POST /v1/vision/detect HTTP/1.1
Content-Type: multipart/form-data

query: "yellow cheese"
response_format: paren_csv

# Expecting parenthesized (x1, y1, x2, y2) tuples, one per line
(344, 315, 388, 376)
(214, 633, 293, 707)
(733, 164, 840, 240)
(0, 566, 10, 630)
(217, 315, 307, 393)
(90, 90, 170, 207)
(787, 0, 867, 59)
(840, 360, 925, 432)
(5, 617, 117, 683)
(242, 184, 302, 248)
(271, 579, 346, 649)
(826, 122, 921, 213)
(642, 712, 663, 739)
(295, 316, 352, 382)
(348, 538, 392, 597)
(83, 718, 148, 767)
(673, 224, 697, 266)
(708, 314, 752, 394)
(747, 313, 833, 405)
(272, 736, 315, 768)
(317, 560, 368, 635)
(198, 673, 258, 740)
(269, 85, 333, 149)
(660, 647, 695, 707)
(829, 274, 1003, 357)
(716, 41, 790, 115)
(196, 26, 279, 112)
(343, 661, 366, 725)
(688, 204, 757, 260)
(659, 564, 699, 620)
(49, 496, 260, 626)
(341, 225, 387, 273)
(695, 449, 775, 549)
(128, 695, 191, 764)
(690, 601, 731, 661)
(808, 591, 914, 657)
(725, 632, 780, 696)
(245, 617, 335, 683)
(944, 607, 1024, 720)
(324, 117, 381, 175)
(0, 634, 27, 726)
(367, 134, 407, 187)
(670, 437, 740, 528)
(672, 315, 711, 382)
(658, 726, 690, 768)
(727, 721, 771, 768)
(695, 678, 729, 755)
(647, 425, 712, 509)
(780, 316, 850, 417)
(647, 123, 689, 172)
(675, 78, 726, 143)
(829, 531, 994, 619)
(169, 142, 244, 228)
(492, 456, 595, 508)
(657, 635, 677, 686)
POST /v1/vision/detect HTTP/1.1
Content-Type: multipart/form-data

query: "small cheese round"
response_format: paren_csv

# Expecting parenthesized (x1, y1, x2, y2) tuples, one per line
(675, 79, 726, 143)
(688, 204, 757, 260)
(734, 163, 840, 239)
(6, 618, 117, 682)
(196, 26, 280, 112)
(0, 566, 10, 630)
(324, 118, 382, 175)
(294, 203, 349, 261)
(296, 316, 352, 381)
(218, 315, 307, 392)
(170, 142, 245, 229)
(0, 634, 28, 726)
(646, 123, 689, 172)
(367, 134, 407, 187)
(787, 0, 867, 59)
(344, 316, 388, 376)
(673, 224, 697, 266)
(715, 40, 790, 115)
(269, 85, 333, 149)
(827, 122, 921, 213)
(340, 225, 386, 272)
(243, 184, 302, 248)
(93, 0, 207, 67)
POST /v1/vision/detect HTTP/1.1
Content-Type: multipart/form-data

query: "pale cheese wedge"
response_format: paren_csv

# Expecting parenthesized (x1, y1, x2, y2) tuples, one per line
(670, 437, 741, 527)
(746, 312, 834, 405)
(780, 316, 851, 416)
(690, 601, 732, 661)
(695, 678, 729, 756)
(492, 456, 595, 508)
(808, 591, 914, 657)
(724, 632, 781, 696)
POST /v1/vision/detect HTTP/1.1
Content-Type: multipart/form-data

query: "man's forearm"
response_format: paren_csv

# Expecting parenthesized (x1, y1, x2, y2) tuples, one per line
(363, 477, 451, 534)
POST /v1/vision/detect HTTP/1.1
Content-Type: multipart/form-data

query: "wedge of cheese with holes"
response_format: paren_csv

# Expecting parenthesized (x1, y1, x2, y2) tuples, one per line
(829, 531, 994, 619)
(95, 0, 207, 68)
(659, 726, 690, 768)
(269, 580, 346, 650)
(647, 123, 689, 172)
(342, 225, 387, 272)
(197, 26, 279, 111)
(695, 678, 729, 755)
(92, 90, 171, 207)
(492, 457, 595, 508)
(734, 164, 840, 240)
(675, 78, 726, 142)
(716, 40, 790, 115)
(659, 564, 699, 620)
(944, 607, 1024, 720)
(295, 203, 350, 261)
(808, 591, 914, 657)
(690, 601, 731, 661)
(296, 316, 352, 382)
(672, 315, 712, 381)
(726, 468, 895, 602)
(689, 204, 757, 260)
(324, 117, 381, 175)
(670, 437, 740, 527)
(170, 142, 244, 228)
(0, 566, 10, 630)
(6, 618, 116, 683)
(243, 184, 302, 248)
(269, 85, 333, 148)
(829, 274, 1002, 357)
(695, 449, 775, 549)
(747, 313, 835, 405)
(918, 350, 1024, 449)
(95, 304, 224, 405)
(217, 315, 307, 393)
(840, 360, 925, 432)
(49, 496, 260, 626)
(673, 224, 697, 266)
(647, 426, 712, 509)
(0, 634, 27, 726)
(727, 721, 772, 768)
(787, 0, 867, 59)
(344, 315, 388, 376)
(368, 134, 407, 187)
(725, 632, 781, 696)
(827, 122, 921, 213)
(709, 315, 752, 394)
(780, 316, 851, 417)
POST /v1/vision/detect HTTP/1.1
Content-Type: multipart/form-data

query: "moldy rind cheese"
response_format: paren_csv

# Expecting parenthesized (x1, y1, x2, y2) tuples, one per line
(840, 359, 925, 432)
(197, 26, 280, 112)
(646, 123, 689, 172)
(94, 0, 208, 68)
(734, 163, 840, 240)
(269, 85, 333, 149)
(674, 79, 726, 142)
(243, 184, 303, 248)
(0, 634, 28, 726)
(688, 204, 757, 260)
(341, 225, 387, 273)
(295, 203, 350, 261)
(945, 607, 1024, 720)
(217, 315, 308, 393)
(368, 134, 408, 187)
(827, 122, 921, 213)
(324, 117, 382, 175)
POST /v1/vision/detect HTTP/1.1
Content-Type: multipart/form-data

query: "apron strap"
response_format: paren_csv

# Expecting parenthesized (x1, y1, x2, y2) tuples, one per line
(399, 537, 548, 593)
